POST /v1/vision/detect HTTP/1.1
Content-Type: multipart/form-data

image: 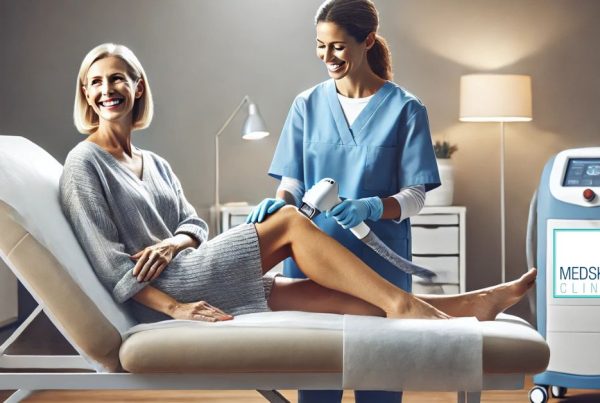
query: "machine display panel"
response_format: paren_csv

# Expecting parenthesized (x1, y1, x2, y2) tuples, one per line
(562, 158, 600, 187)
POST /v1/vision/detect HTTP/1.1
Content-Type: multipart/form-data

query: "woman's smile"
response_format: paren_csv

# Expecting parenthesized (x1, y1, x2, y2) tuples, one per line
(98, 97, 125, 110)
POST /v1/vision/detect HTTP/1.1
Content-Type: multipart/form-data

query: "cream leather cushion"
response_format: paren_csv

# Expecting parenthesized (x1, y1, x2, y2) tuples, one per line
(121, 327, 343, 373)
(120, 313, 548, 375)
(481, 315, 549, 374)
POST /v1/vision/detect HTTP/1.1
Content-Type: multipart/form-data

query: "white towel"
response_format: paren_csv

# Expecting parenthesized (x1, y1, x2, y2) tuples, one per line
(343, 315, 482, 391)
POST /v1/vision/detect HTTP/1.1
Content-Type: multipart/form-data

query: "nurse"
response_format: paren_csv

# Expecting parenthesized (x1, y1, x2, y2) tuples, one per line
(248, 0, 440, 401)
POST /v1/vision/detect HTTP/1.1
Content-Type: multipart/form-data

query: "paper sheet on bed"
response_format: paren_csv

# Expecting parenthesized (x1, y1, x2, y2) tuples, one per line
(343, 315, 482, 391)
(123, 311, 345, 339)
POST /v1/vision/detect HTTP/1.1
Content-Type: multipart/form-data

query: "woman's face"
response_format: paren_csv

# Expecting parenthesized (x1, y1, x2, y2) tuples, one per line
(82, 56, 143, 125)
(316, 22, 373, 81)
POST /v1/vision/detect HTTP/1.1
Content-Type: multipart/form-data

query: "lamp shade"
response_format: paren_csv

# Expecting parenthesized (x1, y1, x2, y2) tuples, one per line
(242, 103, 269, 139)
(459, 74, 532, 122)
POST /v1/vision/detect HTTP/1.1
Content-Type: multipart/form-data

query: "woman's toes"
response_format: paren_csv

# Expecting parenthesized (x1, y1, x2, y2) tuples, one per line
(522, 268, 537, 284)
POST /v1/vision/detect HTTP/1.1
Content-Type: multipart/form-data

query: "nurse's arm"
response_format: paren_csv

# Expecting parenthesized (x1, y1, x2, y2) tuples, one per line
(380, 197, 402, 220)
(276, 189, 298, 206)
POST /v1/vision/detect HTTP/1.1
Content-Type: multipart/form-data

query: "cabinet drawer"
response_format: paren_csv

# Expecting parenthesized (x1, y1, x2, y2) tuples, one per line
(412, 282, 460, 295)
(227, 214, 248, 228)
(412, 226, 459, 254)
(412, 256, 459, 283)
(411, 214, 459, 226)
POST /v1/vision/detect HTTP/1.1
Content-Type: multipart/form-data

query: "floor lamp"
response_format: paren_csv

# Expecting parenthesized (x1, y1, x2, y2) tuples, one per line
(459, 74, 532, 283)
(214, 96, 269, 234)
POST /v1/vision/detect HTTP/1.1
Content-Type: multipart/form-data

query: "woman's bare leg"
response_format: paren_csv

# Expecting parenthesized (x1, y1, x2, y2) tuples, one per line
(416, 268, 537, 320)
(255, 206, 449, 319)
(268, 277, 385, 316)
(254, 206, 535, 320)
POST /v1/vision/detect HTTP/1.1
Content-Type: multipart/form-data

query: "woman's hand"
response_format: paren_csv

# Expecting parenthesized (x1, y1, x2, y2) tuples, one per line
(131, 239, 177, 282)
(170, 300, 233, 322)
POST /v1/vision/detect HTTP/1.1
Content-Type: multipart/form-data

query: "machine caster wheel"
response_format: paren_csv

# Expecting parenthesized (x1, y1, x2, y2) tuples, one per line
(551, 386, 567, 398)
(529, 385, 548, 403)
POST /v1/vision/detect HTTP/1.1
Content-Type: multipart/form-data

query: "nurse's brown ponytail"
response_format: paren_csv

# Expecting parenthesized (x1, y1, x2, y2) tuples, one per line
(368, 34, 392, 81)
(315, 0, 393, 81)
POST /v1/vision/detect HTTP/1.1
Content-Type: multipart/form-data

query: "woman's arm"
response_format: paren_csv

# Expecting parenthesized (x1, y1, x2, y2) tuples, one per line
(170, 233, 200, 253)
(130, 233, 199, 282)
(166, 161, 209, 245)
(133, 285, 232, 322)
(60, 155, 148, 303)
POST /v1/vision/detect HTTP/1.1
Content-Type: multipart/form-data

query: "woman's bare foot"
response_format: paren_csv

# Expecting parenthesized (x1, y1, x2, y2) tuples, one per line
(468, 268, 537, 321)
(388, 294, 451, 320)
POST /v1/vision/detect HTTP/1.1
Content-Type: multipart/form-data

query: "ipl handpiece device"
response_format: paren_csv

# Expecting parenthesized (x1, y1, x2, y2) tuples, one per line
(299, 178, 436, 280)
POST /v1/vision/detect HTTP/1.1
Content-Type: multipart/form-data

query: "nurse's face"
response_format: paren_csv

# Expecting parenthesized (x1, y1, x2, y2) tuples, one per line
(316, 22, 373, 81)
(82, 56, 143, 125)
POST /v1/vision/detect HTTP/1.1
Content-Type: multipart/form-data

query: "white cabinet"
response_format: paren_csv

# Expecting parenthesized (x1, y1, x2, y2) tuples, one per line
(219, 205, 254, 232)
(0, 259, 18, 327)
(411, 206, 466, 295)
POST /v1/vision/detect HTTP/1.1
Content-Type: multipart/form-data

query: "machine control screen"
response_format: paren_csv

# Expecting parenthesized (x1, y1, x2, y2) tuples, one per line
(563, 158, 600, 187)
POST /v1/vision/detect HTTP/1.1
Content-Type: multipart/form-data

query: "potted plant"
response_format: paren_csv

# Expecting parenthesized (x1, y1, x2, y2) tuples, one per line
(425, 140, 458, 206)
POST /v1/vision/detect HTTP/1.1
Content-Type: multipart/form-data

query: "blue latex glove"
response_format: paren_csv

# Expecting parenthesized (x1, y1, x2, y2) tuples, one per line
(327, 196, 383, 229)
(246, 198, 286, 223)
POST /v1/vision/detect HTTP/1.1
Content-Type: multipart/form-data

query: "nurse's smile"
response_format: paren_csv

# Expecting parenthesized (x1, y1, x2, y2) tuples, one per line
(316, 21, 371, 83)
(327, 62, 345, 72)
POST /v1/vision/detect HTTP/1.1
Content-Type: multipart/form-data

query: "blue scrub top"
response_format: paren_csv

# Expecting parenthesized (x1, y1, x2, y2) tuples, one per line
(269, 80, 440, 290)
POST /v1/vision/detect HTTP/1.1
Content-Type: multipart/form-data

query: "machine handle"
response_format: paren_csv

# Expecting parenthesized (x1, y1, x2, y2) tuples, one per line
(526, 190, 538, 319)
(350, 222, 371, 239)
(526, 190, 537, 272)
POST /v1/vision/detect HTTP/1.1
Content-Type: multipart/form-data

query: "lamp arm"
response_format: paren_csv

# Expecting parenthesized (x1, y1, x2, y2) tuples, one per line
(215, 96, 250, 138)
(215, 95, 250, 234)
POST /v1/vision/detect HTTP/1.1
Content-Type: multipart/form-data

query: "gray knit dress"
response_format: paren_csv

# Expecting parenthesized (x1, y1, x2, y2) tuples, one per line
(60, 141, 271, 323)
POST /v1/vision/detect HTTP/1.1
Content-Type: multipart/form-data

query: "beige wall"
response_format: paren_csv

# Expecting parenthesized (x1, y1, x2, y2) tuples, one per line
(2, 0, 599, 321)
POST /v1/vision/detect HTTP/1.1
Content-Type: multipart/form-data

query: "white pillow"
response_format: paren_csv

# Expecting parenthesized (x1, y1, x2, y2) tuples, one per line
(0, 135, 136, 334)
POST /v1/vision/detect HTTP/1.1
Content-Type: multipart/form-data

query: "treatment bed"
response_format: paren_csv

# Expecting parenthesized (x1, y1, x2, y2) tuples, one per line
(0, 136, 549, 402)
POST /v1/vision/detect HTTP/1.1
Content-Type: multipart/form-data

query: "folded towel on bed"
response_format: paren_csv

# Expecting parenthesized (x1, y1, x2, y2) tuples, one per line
(343, 315, 482, 391)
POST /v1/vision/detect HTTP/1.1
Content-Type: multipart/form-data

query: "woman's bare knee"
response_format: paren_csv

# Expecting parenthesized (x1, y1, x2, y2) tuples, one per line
(255, 205, 303, 244)
(270, 205, 309, 229)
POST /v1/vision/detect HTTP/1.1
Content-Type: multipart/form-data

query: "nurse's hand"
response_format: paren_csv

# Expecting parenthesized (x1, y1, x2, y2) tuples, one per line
(327, 197, 384, 229)
(246, 198, 286, 223)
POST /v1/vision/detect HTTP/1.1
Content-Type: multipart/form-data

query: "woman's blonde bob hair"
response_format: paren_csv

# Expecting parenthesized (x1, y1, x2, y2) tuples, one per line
(74, 43, 154, 134)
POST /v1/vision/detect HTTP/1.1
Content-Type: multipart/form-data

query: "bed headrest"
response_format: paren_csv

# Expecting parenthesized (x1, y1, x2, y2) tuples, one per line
(0, 200, 122, 372)
(0, 135, 136, 334)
